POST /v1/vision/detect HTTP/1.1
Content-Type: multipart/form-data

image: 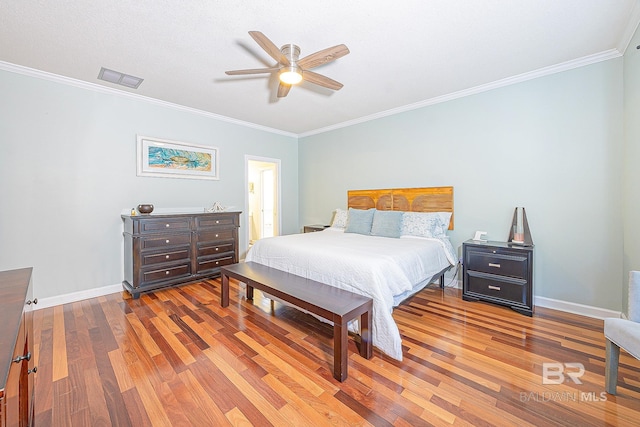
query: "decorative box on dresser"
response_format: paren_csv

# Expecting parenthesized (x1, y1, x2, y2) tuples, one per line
(462, 240, 534, 316)
(122, 211, 240, 298)
(0, 268, 36, 427)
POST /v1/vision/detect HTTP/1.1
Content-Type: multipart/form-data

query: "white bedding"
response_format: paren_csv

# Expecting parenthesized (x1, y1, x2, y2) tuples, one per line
(245, 228, 456, 360)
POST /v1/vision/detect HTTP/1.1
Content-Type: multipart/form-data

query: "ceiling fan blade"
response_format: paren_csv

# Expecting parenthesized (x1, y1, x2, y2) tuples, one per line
(249, 31, 289, 66)
(298, 44, 350, 69)
(302, 70, 344, 91)
(277, 83, 291, 98)
(225, 67, 279, 75)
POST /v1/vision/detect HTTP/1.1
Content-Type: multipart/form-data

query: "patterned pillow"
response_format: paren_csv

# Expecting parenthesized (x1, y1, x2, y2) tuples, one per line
(371, 210, 403, 238)
(345, 208, 376, 235)
(401, 212, 448, 238)
(437, 212, 453, 230)
(330, 208, 348, 229)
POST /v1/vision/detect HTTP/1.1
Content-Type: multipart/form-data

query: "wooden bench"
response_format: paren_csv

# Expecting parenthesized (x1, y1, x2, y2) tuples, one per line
(220, 262, 373, 382)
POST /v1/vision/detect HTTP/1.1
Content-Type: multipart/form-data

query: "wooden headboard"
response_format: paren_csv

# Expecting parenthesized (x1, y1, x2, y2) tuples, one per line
(347, 186, 454, 229)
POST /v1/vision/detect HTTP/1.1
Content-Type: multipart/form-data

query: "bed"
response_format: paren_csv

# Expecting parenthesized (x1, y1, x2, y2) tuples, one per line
(245, 186, 456, 360)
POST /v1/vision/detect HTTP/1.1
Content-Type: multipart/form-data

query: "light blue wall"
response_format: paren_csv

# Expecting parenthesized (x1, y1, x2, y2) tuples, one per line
(299, 59, 624, 311)
(0, 69, 298, 298)
(624, 27, 640, 314)
(0, 54, 630, 312)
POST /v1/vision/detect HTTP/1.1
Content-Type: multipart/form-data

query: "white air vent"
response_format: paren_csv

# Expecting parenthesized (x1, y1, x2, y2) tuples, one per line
(98, 67, 143, 89)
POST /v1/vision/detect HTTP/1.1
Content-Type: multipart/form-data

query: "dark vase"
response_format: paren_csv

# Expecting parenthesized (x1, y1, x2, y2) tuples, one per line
(137, 204, 154, 214)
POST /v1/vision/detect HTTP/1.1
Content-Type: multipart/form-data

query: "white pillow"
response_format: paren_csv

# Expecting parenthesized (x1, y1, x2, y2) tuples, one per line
(330, 208, 348, 229)
(437, 212, 453, 230)
(401, 212, 449, 238)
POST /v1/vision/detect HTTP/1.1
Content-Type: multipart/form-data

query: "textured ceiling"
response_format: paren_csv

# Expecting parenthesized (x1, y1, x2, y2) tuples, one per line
(1, 1, 639, 136)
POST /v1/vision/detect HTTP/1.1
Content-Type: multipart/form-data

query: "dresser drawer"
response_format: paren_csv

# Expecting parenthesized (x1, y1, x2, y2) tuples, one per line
(138, 218, 191, 234)
(467, 274, 527, 305)
(466, 250, 529, 279)
(197, 254, 235, 272)
(143, 264, 191, 283)
(198, 229, 234, 242)
(141, 233, 191, 250)
(198, 242, 234, 257)
(142, 249, 190, 266)
(196, 215, 237, 229)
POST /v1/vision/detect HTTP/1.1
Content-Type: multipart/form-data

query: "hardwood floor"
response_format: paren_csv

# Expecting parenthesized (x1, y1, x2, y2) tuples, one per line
(32, 278, 640, 426)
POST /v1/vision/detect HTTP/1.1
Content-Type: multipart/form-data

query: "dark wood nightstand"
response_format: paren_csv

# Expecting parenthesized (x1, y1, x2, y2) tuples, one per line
(462, 240, 534, 316)
(303, 224, 330, 233)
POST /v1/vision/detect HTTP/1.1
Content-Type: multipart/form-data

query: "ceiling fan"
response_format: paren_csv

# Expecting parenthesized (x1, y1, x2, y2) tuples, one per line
(225, 31, 350, 98)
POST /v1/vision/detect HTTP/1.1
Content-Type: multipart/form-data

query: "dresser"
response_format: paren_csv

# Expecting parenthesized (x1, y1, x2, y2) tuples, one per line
(122, 211, 240, 298)
(462, 240, 534, 316)
(0, 268, 36, 427)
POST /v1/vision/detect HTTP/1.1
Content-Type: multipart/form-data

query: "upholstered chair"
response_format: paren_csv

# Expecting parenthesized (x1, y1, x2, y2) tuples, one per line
(604, 271, 640, 394)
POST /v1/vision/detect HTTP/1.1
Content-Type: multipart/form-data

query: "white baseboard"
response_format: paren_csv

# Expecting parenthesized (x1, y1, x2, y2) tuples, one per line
(34, 283, 123, 310)
(446, 277, 620, 319)
(34, 281, 623, 320)
(534, 295, 622, 319)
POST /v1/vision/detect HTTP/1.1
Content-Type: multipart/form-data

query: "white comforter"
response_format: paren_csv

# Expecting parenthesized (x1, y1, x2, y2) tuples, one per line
(245, 228, 456, 360)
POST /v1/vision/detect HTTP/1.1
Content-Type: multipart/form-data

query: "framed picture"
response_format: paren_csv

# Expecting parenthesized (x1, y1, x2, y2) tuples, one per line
(136, 136, 219, 180)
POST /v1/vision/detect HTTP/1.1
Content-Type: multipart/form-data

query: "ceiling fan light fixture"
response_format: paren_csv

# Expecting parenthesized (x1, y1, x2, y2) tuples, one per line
(226, 32, 348, 97)
(279, 66, 303, 85)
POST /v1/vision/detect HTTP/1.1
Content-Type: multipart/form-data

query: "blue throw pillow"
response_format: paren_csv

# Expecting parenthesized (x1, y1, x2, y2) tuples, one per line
(345, 208, 376, 235)
(371, 210, 403, 238)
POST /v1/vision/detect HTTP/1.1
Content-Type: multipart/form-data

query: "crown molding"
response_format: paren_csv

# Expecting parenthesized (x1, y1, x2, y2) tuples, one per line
(0, 60, 298, 138)
(0, 47, 624, 141)
(299, 49, 622, 138)
(618, 0, 640, 53)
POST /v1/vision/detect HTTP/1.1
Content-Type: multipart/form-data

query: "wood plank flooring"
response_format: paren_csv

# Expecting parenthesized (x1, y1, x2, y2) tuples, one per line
(32, 278, 640, 426)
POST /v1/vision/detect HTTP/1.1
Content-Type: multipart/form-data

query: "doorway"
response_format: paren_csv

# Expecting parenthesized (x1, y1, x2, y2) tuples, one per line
(246, 156, 281, 248)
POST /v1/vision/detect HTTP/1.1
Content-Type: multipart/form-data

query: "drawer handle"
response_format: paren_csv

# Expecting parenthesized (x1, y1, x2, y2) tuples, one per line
(166, 239, 170, 243)
(488, 263, 501, 268)
(28, 366, 37, 375)
(215, 247, 219, 251)
(215, 261, 219, 265)
(26, 298, 38, 305)
(216, 220, 220, 224)
(166, 224, 170, 228)
(166, 271, 170, 275)
(215, 234, 219, 237)
(165, 255, 170, 259)
(13, 352, 31, 363)
(488, 285, 501, 291)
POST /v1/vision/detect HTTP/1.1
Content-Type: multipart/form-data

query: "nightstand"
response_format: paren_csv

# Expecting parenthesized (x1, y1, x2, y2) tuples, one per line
(303, 224, 329, 233)
(462, 240, 534, 316)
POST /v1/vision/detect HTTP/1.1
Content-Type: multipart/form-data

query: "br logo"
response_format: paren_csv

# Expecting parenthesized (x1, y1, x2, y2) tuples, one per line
(542, 363, 585, 384)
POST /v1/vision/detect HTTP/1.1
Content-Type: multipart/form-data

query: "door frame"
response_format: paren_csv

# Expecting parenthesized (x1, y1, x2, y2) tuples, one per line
(245, 155, 282, 255)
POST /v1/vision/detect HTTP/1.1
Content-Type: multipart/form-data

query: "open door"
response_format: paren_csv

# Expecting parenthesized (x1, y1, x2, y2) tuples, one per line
(246, 157, 280, 247)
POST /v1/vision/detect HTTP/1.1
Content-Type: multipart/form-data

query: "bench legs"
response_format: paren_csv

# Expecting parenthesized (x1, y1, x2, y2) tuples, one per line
(221, 269, 373, 382)
(334, 322, 348, 382)
(360, 309, 372, 360)
(333, 309, 372, 382)
(221, 272, 253, 306)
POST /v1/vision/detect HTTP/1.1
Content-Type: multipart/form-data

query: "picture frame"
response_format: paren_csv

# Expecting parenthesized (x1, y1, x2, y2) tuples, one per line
(136, 135, 219, 180)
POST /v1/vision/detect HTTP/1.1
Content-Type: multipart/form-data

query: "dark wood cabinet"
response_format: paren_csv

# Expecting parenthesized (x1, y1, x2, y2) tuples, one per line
(122, 211, 240, 298)
(462, 240, 534, 316)
(0, 268, 36, 427)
